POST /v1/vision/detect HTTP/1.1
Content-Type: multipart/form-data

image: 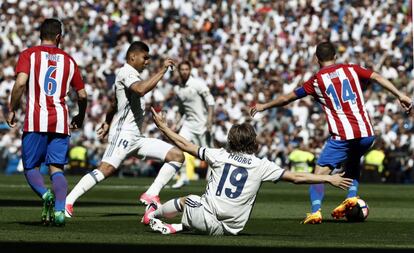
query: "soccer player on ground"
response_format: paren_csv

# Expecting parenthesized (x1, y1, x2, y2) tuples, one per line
(140, 108, 352, 235)
(250, 41, 413, 224)
(170, 61, 215, 189)
(6, 18, 88, 226)
(65, 41, 185, 217)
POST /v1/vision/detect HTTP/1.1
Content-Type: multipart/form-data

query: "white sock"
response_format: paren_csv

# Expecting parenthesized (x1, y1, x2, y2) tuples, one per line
(66, 169, 105, 205)
(171, 223, 183, 232)
(146, 161, 182, 196)
(153, 198, 183, 219)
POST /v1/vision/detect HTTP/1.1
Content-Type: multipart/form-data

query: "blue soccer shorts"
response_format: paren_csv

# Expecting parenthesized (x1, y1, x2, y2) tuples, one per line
(317, 136, 376, 177)
(22, 132, 70, 169)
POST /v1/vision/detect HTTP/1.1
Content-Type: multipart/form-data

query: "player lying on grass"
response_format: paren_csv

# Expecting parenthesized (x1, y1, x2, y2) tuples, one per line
(250, 41, 412, 224)
(140, 108, 353, 235)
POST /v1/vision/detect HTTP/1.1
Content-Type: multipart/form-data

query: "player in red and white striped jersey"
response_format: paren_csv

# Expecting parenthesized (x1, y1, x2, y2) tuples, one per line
(251, 41, 412, 224)
(14, 40, 84, 134)
(7, 18, 87, 226)
(301, 63, 375, 141)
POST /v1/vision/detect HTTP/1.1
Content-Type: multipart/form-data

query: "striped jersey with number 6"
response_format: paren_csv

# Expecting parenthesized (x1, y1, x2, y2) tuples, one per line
(15, 45, 84, 135)
(302, 64, 374, 140)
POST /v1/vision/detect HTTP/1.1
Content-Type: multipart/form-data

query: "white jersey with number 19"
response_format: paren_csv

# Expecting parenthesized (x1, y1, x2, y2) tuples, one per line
(197, 147, 285, 235)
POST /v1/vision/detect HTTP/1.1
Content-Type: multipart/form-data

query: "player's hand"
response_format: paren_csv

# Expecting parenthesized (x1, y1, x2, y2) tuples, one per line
(6, 111, 16, 128)
(330, 172, 353, 190)
(163, 58, 175, 72)
(398, 95, 413, 114)
(97, 122, 110, 140)
(151, 107, 167, 129)
(250, 103, 266, 117)
(70, 114, 84, 130)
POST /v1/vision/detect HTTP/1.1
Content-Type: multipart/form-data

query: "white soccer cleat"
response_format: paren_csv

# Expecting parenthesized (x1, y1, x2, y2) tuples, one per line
(171, 178, 189, 189)
(149, 218, 177, 234)
(65, 203, 73, 218)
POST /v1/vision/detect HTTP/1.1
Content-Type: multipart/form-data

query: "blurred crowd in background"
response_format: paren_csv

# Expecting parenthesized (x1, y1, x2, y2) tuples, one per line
(0, 0, 413, 183)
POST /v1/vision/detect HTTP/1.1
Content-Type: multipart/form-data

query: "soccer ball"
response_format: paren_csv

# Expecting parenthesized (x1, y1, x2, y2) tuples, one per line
(345, 198, 369, 222)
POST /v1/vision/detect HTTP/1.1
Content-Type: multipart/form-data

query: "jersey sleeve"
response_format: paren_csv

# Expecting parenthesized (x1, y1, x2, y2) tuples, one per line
(260, 158, 286, 182)
(197, 147, 218, 165)
(124, 72, 141, 88)
(195, 79, 215, 106)
(70, 63, 85, 91)
(351, 64, 374, 79)
(301, 75, 317, 96)
(15, 50, 30, 75)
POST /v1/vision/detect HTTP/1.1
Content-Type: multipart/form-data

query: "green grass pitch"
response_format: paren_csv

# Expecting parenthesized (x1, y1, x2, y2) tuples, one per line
(0, 174, 413, 252)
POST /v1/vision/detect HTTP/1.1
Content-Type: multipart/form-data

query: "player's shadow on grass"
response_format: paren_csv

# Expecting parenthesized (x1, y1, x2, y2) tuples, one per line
(322, 219, 349, 223)
(0, 199, 136, 207)
(100, 213, 138, 217)
(16, 221, 53, 227)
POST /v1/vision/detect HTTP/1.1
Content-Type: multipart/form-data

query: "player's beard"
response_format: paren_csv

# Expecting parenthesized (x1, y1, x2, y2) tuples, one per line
(180, 74, 190, 84)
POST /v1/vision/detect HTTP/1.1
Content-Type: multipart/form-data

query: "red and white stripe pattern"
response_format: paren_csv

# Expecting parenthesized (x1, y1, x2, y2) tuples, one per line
(303, 64, 374, 140)
(16, 45, 84, 135)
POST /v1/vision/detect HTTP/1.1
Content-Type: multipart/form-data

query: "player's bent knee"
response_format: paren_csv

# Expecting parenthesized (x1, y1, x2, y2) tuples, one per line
(98, 162, 116, 177)
(165, 148, 185, 163)
(49, 164, 64, 174)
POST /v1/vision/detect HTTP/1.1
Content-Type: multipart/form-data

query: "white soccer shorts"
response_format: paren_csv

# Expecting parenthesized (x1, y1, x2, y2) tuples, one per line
(181, 195, 224, 236)
(179, 125, 209, 147)
(102, 131, 174, 169)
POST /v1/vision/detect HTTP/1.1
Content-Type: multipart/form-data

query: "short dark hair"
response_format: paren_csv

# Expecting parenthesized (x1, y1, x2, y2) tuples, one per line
(178, 61, 192, 70)
(316, 41, 336, 62)
(40, 18, 63, 40)
(126, 41, 149, 59)
(227, 123, 258, 154)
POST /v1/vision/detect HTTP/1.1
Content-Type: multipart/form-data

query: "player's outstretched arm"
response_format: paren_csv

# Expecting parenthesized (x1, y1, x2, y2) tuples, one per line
(370, 72, 412, 114)
(130, 58, 175, 97)
(7, 72, 28, 128)
(281, 171, 353, 190)
(151, 107, 199, 157)
(250, 91, 299, 117)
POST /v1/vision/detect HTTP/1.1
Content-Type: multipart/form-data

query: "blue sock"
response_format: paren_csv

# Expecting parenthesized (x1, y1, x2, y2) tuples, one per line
(51, 172, 68, 212)
(24, 169, 47, 198)
(347, 179, 359, 198)
(309, 184, 325, 213)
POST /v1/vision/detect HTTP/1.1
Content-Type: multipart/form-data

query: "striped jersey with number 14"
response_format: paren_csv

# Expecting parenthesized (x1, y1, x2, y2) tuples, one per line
(302, 64, 374, 140)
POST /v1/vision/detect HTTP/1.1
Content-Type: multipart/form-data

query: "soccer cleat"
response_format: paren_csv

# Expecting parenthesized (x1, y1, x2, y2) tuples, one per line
(41, 189, 55, 225)
(302, 210, 322, 224)
(171, 178, 189, 189)
(53, 211, 65, 226)
(331, 197, 359, 219)
(139, 193, 161, 207)
(141, 202, 158, 225)
(149, 218, 177, 234)
(65, 204, 73, 218)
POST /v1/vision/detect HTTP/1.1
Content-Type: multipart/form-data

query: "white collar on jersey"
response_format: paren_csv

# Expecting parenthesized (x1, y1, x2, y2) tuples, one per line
(124, 63, 140, 76)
